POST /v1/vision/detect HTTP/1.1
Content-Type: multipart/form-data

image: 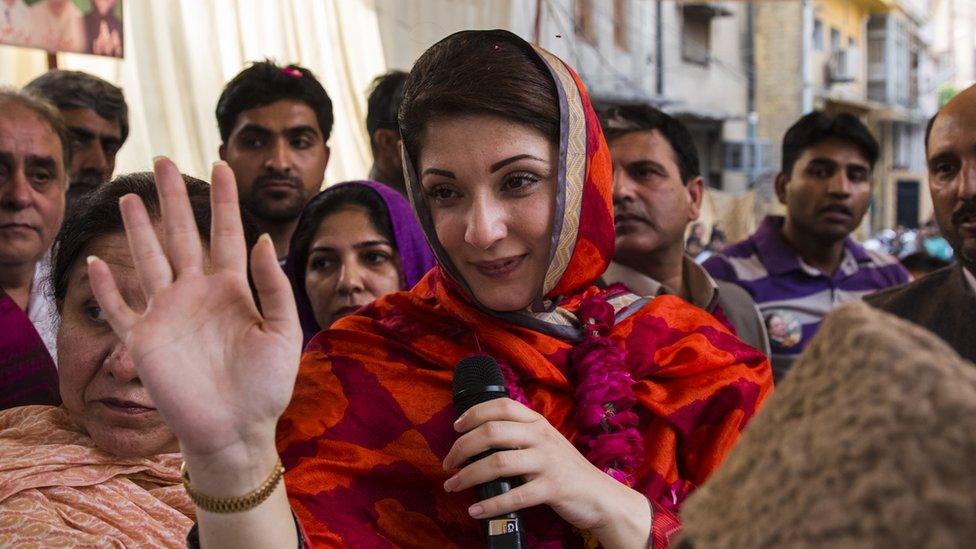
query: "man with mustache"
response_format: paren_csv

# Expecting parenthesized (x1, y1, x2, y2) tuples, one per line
(865, 86, 976, 363)
(704, 112, 909, 381)
(216, 60, 333, 260)
(599, 104, 769, 355)
(24, 70, 127, 213)
(0, 90, 69, 409)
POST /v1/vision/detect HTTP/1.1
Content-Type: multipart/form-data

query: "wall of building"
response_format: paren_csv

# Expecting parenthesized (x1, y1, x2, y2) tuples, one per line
(755, 0, 804, 175)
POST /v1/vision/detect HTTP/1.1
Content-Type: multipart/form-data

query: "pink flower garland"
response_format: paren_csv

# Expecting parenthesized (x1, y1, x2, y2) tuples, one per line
(569, 295, 644, 486)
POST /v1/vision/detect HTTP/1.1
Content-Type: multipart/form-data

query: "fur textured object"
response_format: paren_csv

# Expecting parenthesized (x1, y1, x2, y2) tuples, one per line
(678, 301, 976, 548)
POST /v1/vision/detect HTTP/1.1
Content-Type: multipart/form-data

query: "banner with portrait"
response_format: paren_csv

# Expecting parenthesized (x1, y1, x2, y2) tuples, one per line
(0, 0, 123, 58)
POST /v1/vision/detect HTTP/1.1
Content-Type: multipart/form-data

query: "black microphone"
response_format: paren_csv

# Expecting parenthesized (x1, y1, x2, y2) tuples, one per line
(452, 355, 526, 549)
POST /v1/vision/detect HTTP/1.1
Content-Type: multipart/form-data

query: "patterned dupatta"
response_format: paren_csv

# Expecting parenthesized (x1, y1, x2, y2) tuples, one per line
(0, 406, 193, 546)
(277, 30, 772, 548)
(0, 289, 59, 411)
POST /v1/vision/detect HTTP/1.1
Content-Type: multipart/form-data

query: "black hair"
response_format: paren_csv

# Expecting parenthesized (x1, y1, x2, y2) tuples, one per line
(50, 172, 260, 310)
(366, 70, 408, 149)
(598, 103, 702, 183)
(24, 70, 129, 142)
(900, 251, 950, 275)
(924, 113, 938, 153)
(215, 60, 334, 143)
(781, 111, 879, 175)
(399, 30, 559, 165)
(290, 184, 397, 288)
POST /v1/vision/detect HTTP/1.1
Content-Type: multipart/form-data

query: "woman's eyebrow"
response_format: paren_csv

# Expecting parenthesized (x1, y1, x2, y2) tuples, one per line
(489, 154, 545, 173)
(353, 240, 393, 250)
(421, 168, 455, 179)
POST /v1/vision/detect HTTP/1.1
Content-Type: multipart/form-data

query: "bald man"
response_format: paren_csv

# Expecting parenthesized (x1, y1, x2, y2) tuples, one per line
(865, 85, 976, 363)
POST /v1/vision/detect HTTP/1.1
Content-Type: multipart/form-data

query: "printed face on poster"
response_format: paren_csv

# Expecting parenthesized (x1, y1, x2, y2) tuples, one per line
(0, 0, 124, 58)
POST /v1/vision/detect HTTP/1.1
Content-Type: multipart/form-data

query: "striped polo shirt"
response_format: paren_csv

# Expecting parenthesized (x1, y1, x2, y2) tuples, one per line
(702, 216, 910, 381)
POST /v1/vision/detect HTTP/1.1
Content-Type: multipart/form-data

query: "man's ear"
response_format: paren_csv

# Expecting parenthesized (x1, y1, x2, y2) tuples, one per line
(374, 128, 400, 156)
(322, 145, 331, 169)
(218, 144, 227, 161)
(774, 172, 789, 205)
(686, 176, 705, 221)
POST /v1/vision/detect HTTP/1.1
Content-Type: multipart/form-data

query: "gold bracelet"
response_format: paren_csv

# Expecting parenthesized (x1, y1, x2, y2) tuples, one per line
(180, 458, 285, 514)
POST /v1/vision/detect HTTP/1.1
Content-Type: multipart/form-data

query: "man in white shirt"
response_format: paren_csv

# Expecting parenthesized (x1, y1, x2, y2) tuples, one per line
(28, 0, 85, 53)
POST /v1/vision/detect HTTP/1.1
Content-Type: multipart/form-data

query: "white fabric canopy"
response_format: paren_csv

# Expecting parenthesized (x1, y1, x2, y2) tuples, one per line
(0, 0, 387, 185)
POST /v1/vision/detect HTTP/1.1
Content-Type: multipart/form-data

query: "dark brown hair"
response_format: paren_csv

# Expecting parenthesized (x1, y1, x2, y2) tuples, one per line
(50, 172, 260, 310)
(398, 30, 560, 165)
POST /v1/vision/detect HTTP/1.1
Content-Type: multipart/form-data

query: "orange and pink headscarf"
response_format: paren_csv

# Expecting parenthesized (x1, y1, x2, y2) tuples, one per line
(278, 30, 772, 547)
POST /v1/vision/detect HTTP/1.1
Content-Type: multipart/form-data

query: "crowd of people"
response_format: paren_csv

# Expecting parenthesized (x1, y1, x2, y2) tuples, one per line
(0, 27, 973, 547)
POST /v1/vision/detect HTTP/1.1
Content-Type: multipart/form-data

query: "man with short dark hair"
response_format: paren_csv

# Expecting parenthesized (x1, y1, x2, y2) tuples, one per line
(704, 111, 909, 381)
(865, 86, 976, 363)
(24, 69, 128, 211)
(365, 70, 408, 193)
(599, 104, 769, 355)
(216, 60, 333, 259)
(0, 89, 68, 409)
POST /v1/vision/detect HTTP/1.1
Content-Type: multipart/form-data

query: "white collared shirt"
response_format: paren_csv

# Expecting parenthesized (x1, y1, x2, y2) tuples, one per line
(27, 256, 58, 366)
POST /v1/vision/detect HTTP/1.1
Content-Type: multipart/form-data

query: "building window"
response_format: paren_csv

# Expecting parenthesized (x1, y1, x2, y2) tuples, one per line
(614, 0, 629, 51)
(830, 27, 841, 51)
(681, 7, 712, 66)
(813, 18, 823, 51)
(574, 0, 595, 44)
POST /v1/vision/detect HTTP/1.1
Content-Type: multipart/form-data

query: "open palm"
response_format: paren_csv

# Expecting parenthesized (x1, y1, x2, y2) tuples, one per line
(87, 159, 302, 463)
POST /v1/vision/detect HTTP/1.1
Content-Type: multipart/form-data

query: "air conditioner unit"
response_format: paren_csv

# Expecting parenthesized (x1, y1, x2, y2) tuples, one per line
(828, 48, 859, 83)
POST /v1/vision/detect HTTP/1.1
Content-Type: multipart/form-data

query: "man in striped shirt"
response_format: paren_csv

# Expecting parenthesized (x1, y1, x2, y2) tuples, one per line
(704, 112, 909, 381)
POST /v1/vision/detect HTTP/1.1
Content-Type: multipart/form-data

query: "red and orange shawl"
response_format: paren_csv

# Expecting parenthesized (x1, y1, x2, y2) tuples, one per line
(277, 30, 772, 548)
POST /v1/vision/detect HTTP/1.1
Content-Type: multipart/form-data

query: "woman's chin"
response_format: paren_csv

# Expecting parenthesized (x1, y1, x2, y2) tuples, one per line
(472, 290, 534, 313)
(85, 421, 179, 458)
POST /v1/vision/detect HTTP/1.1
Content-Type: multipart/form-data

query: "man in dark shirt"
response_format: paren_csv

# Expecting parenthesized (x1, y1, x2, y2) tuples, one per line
(216, 61, 333, 260)
(365, 70, 408, 194)
(865, 85, 976, 363)
(24, 70, 127, 213)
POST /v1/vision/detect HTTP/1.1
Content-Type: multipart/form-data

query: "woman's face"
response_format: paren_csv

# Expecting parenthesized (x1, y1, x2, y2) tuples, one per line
(304, 206, 403, 327)
(418, 115, 557, 311)
(57, 232, 177, 458)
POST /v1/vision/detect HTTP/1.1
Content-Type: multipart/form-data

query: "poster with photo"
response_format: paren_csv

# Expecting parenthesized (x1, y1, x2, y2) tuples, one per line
(0, 0, 123, 58)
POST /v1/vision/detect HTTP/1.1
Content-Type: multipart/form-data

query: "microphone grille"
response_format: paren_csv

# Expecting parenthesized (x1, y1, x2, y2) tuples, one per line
(452, 355, 506, 398)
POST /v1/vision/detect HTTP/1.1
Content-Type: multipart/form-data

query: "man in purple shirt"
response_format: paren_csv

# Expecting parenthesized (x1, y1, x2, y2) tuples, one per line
(704, 111, 909, 381)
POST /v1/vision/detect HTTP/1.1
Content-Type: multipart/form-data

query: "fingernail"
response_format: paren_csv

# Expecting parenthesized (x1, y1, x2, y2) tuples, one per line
(443, 476, 458, 492)
(454, 413, 466, 429)
(259, 233, 272, 245)
(212, 160, 228, 168)
(86, 255, 98, 265)
(152, 155, 167, 164)
(468, 504, 484, 518)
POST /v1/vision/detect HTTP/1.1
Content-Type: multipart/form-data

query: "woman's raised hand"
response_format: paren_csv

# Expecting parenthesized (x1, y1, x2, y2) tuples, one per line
(87, 158, 302, 479)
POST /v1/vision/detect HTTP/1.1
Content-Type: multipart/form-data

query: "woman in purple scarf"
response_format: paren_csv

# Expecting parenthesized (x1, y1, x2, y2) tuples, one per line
(285, 180, 435, 347)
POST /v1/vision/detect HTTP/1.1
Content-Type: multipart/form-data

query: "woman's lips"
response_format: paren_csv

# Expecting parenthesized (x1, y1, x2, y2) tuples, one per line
(470, 255, 527, 279)
(331, 305, 364, 318)
(98, 398, 155, 415)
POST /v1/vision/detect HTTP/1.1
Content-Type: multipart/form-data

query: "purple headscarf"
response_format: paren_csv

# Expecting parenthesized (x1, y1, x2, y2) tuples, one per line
(285, 180, 436, 347)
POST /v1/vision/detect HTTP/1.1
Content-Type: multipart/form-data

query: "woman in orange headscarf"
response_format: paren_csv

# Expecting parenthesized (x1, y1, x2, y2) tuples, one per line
(86, 30, 771, 549)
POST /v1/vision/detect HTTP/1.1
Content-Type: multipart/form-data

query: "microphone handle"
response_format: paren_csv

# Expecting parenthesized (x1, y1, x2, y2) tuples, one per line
(476, 476, 525, 548)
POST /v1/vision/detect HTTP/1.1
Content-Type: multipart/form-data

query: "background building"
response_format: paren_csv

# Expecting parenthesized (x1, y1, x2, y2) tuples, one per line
(755, 0, 939, 236)
(0, 0, 953, 239)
